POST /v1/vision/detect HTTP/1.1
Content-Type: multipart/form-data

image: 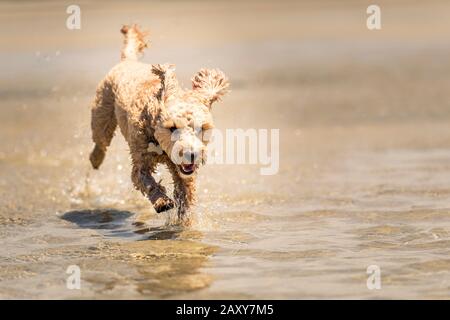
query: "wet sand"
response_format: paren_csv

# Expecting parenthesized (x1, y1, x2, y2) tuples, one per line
(1, 0, 450, 299)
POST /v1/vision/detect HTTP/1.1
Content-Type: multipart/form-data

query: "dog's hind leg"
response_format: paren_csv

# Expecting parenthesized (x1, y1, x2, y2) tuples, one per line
(89, 79, 117, 169)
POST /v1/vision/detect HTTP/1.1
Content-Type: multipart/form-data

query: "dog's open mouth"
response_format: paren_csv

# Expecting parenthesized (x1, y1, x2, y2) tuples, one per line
(179, 163, 196, 175)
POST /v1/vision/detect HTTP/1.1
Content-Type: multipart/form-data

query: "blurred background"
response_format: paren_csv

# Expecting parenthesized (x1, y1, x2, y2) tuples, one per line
(0, 0, 450, 299)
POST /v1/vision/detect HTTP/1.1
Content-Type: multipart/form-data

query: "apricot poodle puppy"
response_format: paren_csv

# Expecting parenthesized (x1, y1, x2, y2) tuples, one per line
(89, 25, 229, 221)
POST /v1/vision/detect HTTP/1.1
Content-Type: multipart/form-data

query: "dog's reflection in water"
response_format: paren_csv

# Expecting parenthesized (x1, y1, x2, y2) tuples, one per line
(61, 208, 215, 297)
(61, 209, 189, 240)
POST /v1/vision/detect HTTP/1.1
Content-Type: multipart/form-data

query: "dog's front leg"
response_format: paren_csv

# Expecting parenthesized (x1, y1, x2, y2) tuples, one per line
(128, 127, 175, 213)
(131, 164, 174, 213)
(173, 175, 197, 221)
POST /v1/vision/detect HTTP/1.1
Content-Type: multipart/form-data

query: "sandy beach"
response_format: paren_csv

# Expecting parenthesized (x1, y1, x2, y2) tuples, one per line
(1, 0, 450, 299)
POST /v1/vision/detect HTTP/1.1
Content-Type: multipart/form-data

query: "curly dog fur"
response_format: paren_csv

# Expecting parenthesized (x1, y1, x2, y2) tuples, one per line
(89, 25, 229, 221)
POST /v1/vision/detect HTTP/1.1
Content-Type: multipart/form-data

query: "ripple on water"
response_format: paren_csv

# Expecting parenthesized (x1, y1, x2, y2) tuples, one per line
(230, 248, 335, 261)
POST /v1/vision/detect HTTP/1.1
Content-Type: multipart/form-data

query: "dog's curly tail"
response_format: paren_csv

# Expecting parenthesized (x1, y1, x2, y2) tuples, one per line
(120, 24, 148, 61)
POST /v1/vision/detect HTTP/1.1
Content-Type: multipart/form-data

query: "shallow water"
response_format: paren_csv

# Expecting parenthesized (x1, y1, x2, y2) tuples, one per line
(1, 1, 450, 299)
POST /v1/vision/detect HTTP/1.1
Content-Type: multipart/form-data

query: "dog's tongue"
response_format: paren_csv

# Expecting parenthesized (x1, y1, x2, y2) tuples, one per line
(182, 164, 195, 172)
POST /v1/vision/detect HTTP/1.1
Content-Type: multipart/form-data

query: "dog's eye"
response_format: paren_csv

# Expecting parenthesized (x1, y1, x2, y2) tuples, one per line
(169, 126, 177, 133)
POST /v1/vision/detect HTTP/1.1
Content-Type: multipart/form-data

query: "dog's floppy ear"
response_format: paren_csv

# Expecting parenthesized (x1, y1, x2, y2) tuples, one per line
(191, 68, 230, 108)
(151, 63, 179, 102)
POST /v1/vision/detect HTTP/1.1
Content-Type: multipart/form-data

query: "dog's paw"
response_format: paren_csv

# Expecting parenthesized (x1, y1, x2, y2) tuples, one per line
(153, 196, 175, 213)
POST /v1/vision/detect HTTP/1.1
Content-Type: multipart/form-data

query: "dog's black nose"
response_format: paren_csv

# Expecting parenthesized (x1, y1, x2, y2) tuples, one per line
(183, 150, 199, 164)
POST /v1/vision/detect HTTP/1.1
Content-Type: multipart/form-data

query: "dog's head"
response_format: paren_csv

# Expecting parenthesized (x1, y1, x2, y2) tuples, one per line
(151, 64, 229, 178)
